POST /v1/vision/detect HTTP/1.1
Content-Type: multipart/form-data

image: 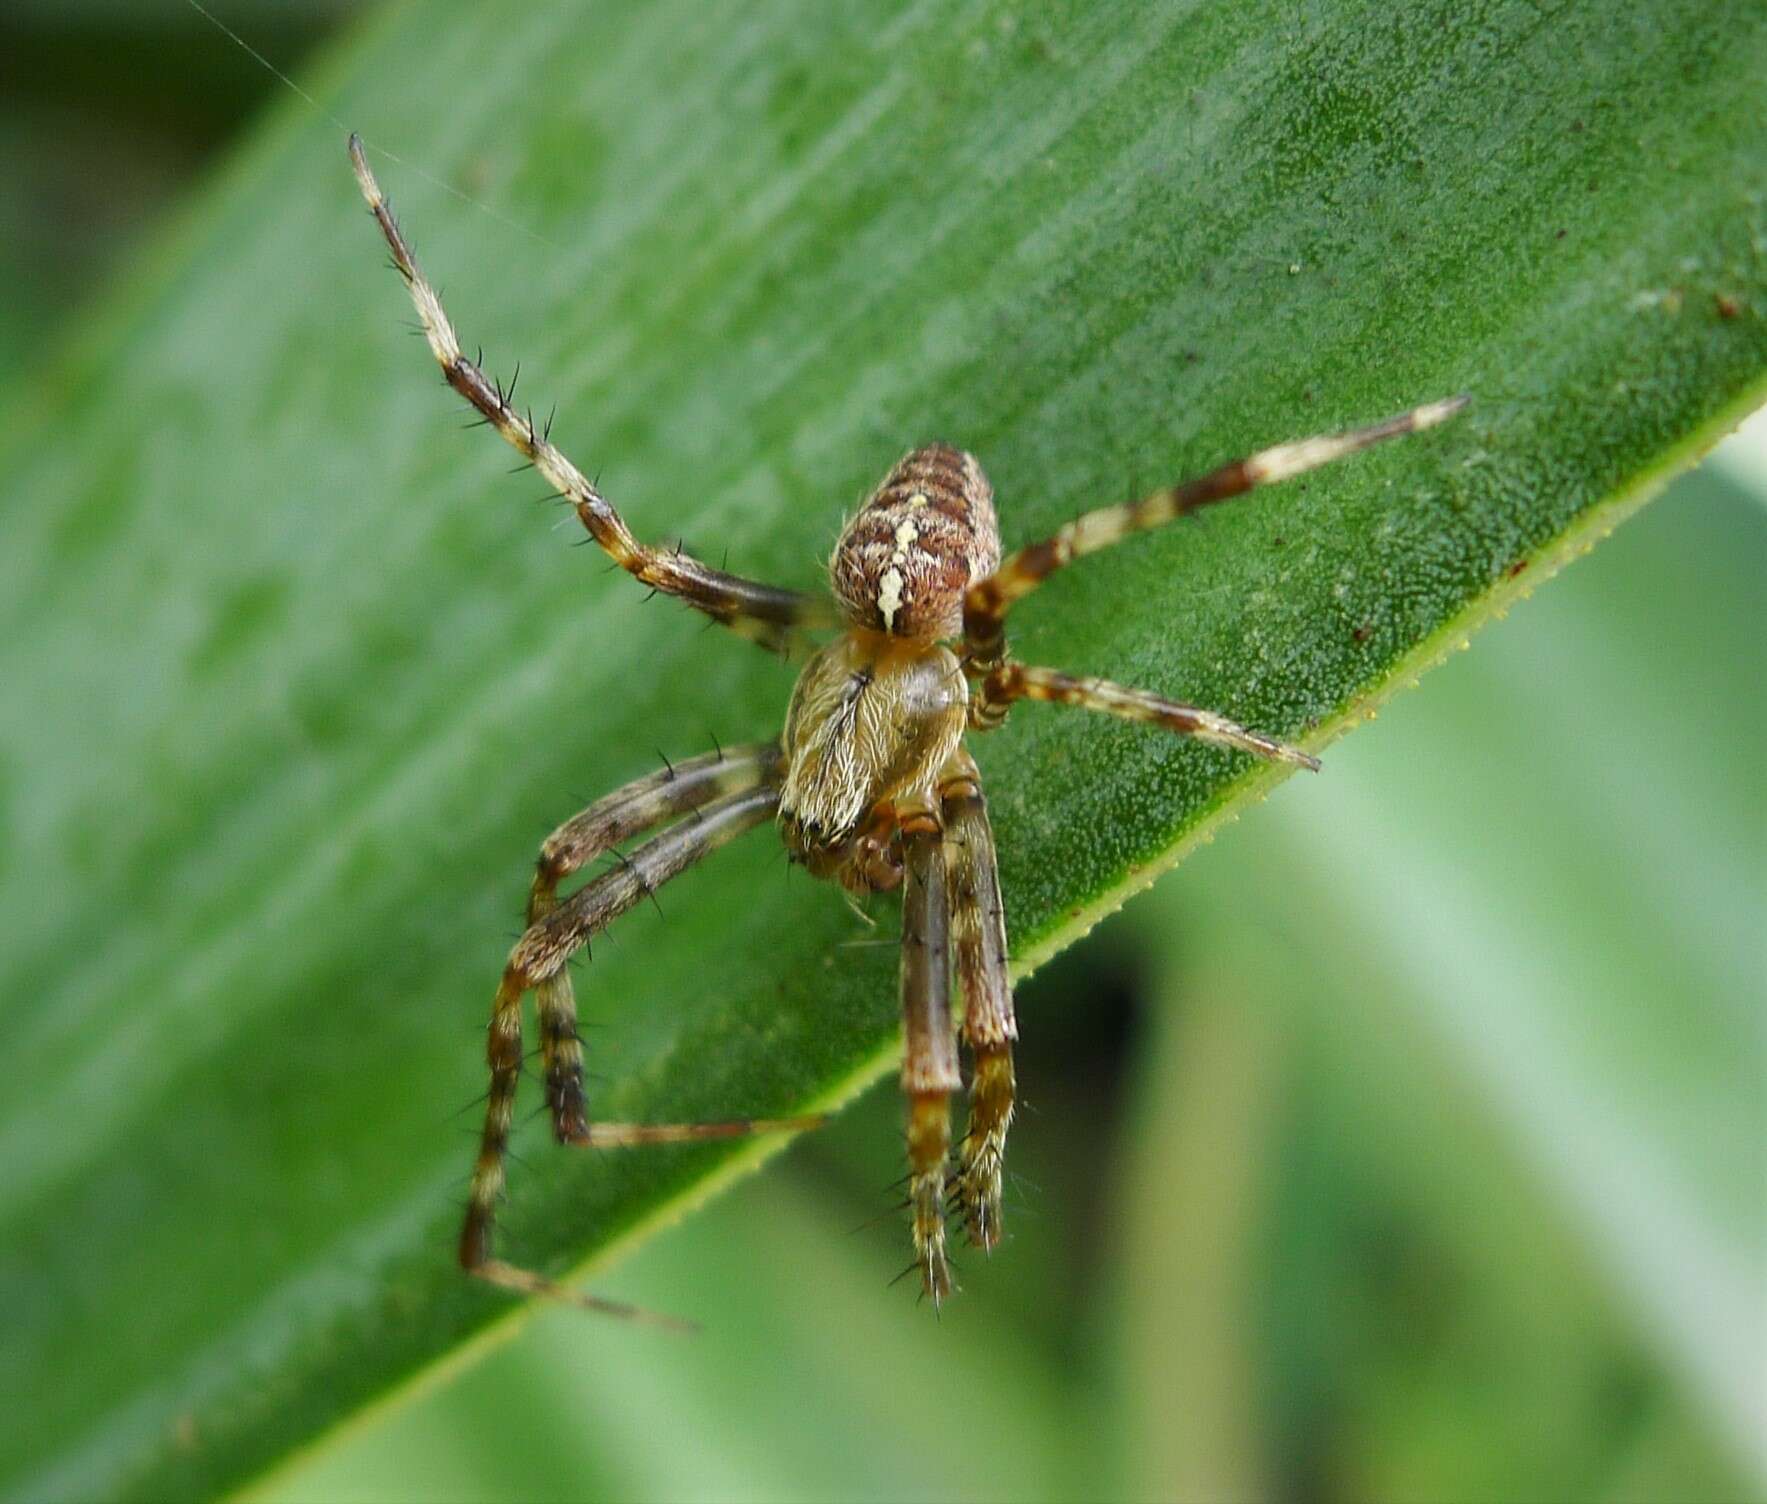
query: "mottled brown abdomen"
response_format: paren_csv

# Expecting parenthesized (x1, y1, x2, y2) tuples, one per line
(830, 445, 1001, 640)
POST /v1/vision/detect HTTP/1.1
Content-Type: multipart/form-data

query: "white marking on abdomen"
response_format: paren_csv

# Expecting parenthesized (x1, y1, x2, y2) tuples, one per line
(878, 516, 920, 630)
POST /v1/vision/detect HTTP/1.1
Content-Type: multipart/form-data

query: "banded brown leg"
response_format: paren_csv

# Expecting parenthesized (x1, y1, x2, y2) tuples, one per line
(463, 776, 820, 1323)
(899, 814, 959, 1303)
(962, 398, 1468, 723)
(349, 138, 838, 654)
(940, 756, 1016, 1252)
(981, 664, 1321, 769)
(528, 744, 782, 1143)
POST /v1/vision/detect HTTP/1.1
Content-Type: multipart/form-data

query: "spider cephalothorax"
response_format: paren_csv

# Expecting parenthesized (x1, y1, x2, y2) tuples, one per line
(351, 137, 1466, 1322)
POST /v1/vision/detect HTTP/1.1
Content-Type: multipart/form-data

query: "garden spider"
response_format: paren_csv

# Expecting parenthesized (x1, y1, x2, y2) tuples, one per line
(350, 137, 1465, 1323)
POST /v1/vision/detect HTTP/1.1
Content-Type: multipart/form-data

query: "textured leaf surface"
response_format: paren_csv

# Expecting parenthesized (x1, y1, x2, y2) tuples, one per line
(0, 3, 1762, 1500)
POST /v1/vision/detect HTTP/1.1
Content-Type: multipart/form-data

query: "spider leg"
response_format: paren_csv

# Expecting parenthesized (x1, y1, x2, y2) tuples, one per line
(349, 138, 838, 654)
(899, 810, 959, 1304)
(939, 754, 1016, 1252)
(462, 779, 820, 1319)
(529, 743, 782, 1142)
(979, 663, 1320, 768)
(961, 397, 1468, 715)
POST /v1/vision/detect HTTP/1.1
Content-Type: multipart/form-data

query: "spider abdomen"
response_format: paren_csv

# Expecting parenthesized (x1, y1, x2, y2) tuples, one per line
(830, 444, 1001, 640)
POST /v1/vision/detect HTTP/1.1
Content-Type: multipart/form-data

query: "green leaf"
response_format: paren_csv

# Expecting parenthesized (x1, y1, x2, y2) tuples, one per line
(0, 3, 1761, 1500)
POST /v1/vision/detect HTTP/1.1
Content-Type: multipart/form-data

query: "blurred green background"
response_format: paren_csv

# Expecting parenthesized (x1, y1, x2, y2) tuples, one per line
(2, 4, 1761, 1502)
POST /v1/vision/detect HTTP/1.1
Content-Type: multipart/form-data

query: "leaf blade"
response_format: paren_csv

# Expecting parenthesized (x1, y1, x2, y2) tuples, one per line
(0, 2, 1763, 1499)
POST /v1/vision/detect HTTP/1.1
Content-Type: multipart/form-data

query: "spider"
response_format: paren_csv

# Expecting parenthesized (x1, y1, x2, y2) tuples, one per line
(349, 136, 1465, 1324)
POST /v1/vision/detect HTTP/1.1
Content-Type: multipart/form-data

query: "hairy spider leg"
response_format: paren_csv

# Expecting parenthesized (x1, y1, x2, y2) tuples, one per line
(899, 814, 959, 1304)
(529, 744, 782, 1141)
(962, 397, 1470, 723)
(349, 136, 837, 654)
(464, 780, 820, 1324)
(983, 665, 1323, 769)
(939, 756, 1017, 1251)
